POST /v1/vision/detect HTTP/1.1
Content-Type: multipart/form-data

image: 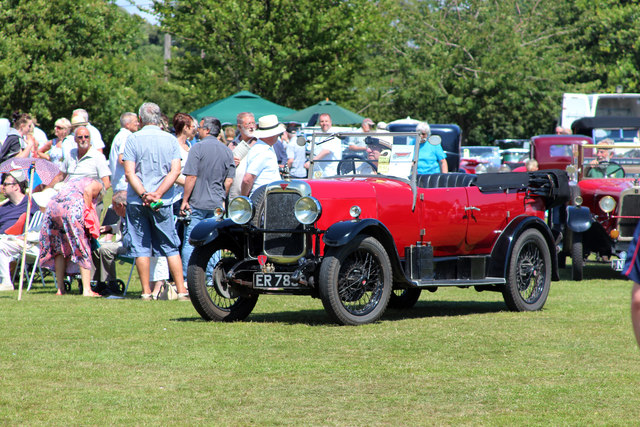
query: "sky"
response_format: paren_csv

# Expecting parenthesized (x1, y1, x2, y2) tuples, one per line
(114, 0, 158, 25)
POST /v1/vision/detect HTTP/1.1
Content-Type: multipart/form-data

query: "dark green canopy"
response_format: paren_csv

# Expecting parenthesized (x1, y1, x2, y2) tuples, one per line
(282, 100, 364, 125)
(191, 90, 296, 124)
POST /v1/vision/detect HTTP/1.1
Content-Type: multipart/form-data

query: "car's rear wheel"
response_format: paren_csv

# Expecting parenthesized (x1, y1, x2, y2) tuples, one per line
(503, 228, 551, 311)
(187, 240, 258, 321)
(571, 233, 584, 281)
(319, 235, 392, 325)
(388, 288, 421, 309)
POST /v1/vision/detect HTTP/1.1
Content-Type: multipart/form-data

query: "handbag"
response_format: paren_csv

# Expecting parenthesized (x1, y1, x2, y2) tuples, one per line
(156, 281, 178, 300)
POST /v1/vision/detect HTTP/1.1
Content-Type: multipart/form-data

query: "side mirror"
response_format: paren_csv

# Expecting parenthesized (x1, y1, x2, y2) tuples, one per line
(428, 135, 442, 146)
(297, 135, 307, 147)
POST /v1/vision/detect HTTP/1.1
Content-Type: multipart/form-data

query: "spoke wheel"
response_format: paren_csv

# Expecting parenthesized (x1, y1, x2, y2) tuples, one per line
(187, 240, 258, 322)
(319, 236, 392, 325)
(503, 228, 551, 311)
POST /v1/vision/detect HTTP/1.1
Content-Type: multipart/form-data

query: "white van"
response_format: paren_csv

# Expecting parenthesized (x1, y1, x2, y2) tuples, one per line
(561, 93, 640, 130)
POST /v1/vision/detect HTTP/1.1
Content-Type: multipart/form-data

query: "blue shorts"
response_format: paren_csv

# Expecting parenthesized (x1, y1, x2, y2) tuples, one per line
(126, 203, 180, 258)
(624, 221, 640, 283)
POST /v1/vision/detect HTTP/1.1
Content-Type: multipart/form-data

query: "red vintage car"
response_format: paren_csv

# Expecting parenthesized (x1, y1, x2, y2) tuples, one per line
(186, 132, 569, 325)
(530, 133, 640, 280)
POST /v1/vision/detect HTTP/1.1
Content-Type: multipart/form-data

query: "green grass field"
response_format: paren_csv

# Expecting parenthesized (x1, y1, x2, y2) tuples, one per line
(1, 262, 639, 425)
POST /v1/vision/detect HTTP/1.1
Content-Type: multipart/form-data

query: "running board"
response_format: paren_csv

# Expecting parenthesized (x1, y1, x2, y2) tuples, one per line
(413, 277, 506, 288)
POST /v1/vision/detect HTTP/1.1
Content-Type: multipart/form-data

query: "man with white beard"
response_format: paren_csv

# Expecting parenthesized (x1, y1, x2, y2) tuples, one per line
(228, 112, 257, 199)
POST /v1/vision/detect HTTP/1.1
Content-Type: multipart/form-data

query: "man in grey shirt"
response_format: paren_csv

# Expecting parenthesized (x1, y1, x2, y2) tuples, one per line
(123, 102, 189, 300)
(180, 116, 235, 278)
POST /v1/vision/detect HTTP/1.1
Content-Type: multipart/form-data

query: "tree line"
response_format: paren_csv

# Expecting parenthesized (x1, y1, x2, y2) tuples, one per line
(1, 0, 639, 145)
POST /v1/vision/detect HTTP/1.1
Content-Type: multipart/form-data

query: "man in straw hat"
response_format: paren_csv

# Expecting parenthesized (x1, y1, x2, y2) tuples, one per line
(240, 114, 285, 197)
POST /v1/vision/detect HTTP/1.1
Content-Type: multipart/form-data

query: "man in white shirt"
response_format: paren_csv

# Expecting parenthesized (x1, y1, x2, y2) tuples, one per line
(241, 114, 285, 197)
(305, 113, 342, 177)
(109, 112, 139, 191)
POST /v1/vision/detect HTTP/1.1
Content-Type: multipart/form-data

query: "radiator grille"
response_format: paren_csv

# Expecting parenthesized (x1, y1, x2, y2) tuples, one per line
(619, 193, 640, 239)
(264, 191, 305, 257)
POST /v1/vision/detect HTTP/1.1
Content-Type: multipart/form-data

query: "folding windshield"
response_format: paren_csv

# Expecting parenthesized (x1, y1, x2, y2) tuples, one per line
(577, 143, 640, 180)
(305, 131, 421, 180)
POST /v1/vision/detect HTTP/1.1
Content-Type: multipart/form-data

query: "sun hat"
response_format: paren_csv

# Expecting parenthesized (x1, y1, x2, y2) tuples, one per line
(254, 114, 286, 139)
(70, 115, 88, 127)
(366, 134, 393, 149)
(33, 187, 58, 208)
(363, 118, 375, 126)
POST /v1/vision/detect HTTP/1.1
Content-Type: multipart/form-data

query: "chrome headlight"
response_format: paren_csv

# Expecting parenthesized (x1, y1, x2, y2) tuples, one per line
(599, 195, 616, 213)
(574, 195, 583, 206)
(228, 197, 253, 224)
(349, 205, 362, 219)
(475, 164, 487, 174)
(294, 196, 321, 224)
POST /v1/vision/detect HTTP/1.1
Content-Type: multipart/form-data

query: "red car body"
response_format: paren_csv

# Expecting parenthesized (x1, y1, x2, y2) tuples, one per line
(186, 132, 569, 325)
(529, 134, 640, 280)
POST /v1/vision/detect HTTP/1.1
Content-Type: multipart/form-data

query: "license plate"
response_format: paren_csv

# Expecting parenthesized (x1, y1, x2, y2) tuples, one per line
(254, 272, 301, 289)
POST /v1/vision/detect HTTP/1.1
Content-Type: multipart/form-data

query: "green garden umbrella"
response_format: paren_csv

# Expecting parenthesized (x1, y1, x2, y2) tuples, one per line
(191, 90, 296, 124)
(282, 100, 364, 125)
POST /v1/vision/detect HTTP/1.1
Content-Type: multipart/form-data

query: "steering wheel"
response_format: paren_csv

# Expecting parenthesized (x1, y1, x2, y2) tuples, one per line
(586, 161, 625, 178)
(337, 158, 378, 175)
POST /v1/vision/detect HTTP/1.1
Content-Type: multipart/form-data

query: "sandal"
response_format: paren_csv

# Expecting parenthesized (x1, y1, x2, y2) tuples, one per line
(140, 293, 153, 300)
(177, 292, 190, 301)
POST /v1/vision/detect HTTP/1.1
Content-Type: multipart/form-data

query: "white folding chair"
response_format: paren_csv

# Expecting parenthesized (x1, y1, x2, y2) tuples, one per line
(11, 211, 48, 291)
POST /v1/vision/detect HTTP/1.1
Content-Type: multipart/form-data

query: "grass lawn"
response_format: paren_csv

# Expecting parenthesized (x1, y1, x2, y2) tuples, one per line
(1, 261, 639, 425)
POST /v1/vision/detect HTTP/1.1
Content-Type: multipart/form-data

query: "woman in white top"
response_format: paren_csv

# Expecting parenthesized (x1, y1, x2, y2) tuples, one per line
(37, 118, 71, 170)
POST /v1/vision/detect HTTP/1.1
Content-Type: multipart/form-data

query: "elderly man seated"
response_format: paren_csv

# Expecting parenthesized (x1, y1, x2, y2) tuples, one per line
(586, 139, 624, 178)
(0, 170, 31, 234)
(92, 190, 169, 297)
(0, 186, 50, 291)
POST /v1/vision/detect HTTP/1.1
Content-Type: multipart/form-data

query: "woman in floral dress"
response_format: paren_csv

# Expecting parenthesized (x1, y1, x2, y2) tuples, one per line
(39, 176, 104, 296)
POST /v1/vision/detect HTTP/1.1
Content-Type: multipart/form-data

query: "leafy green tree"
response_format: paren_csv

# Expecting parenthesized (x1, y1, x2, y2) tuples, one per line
(0, 0, 153, 142)
(154, 0, 389, 112)
(371, 0, 575, 144)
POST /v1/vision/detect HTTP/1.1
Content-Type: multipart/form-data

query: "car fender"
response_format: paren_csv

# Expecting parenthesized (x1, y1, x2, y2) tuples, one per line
(188, 218, 243, 247)
(323, 219, 408, 284)
(566, 205, 593, 233)
(489, 215, 559, 281)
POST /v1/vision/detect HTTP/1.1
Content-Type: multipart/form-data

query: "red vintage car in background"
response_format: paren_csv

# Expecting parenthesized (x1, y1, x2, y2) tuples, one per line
(530, 133, 640, 280)
(186, 132, 570, 325)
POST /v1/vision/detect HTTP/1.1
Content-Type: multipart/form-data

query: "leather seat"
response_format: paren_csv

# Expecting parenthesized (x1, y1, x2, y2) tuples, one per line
(417, 173, 477, 188)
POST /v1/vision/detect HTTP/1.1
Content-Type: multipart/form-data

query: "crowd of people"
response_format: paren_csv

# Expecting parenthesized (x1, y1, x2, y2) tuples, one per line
(0, 103, 445, 298)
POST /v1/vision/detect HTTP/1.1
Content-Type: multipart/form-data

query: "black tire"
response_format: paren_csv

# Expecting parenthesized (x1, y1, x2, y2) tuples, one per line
(187, 240, 258, 322)
(571, 234, 584, 281)
(502, 228, 551, 311)
(388, 288, 421, 309)
(319, 235, 392, 325)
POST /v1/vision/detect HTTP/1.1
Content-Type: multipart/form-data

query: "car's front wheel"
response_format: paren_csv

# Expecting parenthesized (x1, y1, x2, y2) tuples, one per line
(319, 235, 392, 325)
(502, 228, 551, 311)
(187, 240, 258, 322)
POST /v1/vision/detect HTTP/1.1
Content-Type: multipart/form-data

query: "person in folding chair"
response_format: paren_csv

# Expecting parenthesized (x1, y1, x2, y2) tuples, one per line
(0, 184, 50, 291)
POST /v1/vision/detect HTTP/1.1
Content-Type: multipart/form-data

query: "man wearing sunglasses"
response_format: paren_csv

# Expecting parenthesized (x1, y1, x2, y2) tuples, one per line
(57, 126, 111, 190)
(0, 171, 30, 234)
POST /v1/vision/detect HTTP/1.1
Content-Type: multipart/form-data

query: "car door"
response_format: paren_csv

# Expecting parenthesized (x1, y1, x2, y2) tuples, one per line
(463, 186, 509, 253)
(419, 188, 469, 255)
